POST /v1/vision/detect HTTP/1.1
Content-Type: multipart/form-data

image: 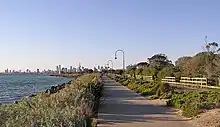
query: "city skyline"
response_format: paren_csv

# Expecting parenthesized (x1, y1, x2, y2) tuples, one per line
(3, 65, 78, 73)
(1, 1, 220, 71)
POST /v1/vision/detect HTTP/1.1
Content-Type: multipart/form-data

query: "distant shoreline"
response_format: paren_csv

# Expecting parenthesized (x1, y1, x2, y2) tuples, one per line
(49, 73, 82, 78)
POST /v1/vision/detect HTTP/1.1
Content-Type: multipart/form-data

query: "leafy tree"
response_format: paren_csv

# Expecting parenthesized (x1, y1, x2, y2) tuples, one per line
(204, 40, 220, 78)
(126, 65, 137, 78)
(136, 68, 143, 76)
(157, 66, 174, 79)
(148, 53, 172, 66)
(136, 62, 149, 68)
(175, 56, 192, 72)
(147, 53, 173, 80)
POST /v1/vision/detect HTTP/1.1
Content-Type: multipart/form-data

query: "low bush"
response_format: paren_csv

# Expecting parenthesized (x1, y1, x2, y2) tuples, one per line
(110, 74, 170, 98)
(167, 91, 220, 117)
(127, 82, 139, 91)
(122, 79, 130, 86)
(0, 74, 102, 127)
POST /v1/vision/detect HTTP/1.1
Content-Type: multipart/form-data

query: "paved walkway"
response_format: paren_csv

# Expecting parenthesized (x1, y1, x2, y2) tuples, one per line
(97, 76, 193, 127)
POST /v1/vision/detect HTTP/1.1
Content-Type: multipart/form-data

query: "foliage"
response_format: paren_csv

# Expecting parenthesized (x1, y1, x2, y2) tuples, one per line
(157, 66, 174, 79)
(146, 53, 174, 79)
(167, 91, 220, 117)
(136, 62, 149, 68)
(110, 74, 171, 99)
(175, 52, 220, 78)
(0, 74, 102, 127)
(148, 53, 172, 66)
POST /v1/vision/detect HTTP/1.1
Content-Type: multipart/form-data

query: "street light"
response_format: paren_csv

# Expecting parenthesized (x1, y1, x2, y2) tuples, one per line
(115, 49, 125, 70)
(107, 60, 113, 69)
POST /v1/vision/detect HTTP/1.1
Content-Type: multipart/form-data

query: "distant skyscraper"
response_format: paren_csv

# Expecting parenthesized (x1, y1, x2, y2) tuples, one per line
(72, 68, 76, 73)
(56, 66, 59, 73)
(64, 68, 68, 73)
(70, 66, 73, 72)
(37, 69, 40, 73)
(58, 65, 61, 74)
(5, 69, 8, 73)
(77, 63, 81, 72)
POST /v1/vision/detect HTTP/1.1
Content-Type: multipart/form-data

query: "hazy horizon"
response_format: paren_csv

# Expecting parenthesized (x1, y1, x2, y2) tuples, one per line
(1, 0, 220, 72)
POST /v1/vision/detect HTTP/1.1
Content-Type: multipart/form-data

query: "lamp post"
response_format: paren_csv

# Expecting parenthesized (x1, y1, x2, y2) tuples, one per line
(115, 49, 125, 70)
(107, 60, 113, 70)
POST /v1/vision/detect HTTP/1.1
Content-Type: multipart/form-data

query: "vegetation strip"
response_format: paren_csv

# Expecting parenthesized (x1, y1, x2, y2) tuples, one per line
(0, 73, 103, 127)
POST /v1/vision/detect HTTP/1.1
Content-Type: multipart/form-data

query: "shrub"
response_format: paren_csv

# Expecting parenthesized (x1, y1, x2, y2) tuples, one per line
(127, 83, 139, 91)
(167, 91, 220, 117)
(122, 79, 130, 86)
(0, 74, 102, 127)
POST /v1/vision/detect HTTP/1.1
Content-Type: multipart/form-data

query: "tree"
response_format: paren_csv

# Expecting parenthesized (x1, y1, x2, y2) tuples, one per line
(136, 68, 143, 76)
(175, 57, 192, 69)
(176, 52, 220, 78)
(175, 56, 192, 77)
(148, 53, 172, 66)
(205, 40, 220, 78)
(147, 53, 173, 80)
(157, 66, 174, 79)
(126, 65, 137, 79)
(136, 62, 149, 68)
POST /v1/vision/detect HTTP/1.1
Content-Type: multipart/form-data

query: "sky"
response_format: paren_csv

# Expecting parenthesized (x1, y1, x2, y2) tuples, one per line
(0, 0, 220, 72)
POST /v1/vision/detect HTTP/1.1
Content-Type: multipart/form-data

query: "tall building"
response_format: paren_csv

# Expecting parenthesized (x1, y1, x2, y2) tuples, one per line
(58, 65, 61, 74)
(77, 63, 81, 72)
(72, 68, 76, 73)
(56, 66, 59, 73)
(64, 68, 68, 73)
(5, 69, 8, 73)
(37, 69, 40, 74)
(70, 66, 73, 72)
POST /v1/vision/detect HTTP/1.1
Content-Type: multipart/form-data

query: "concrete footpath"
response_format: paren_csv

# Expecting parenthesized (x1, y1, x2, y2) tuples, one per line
(97, 76, 193, 127)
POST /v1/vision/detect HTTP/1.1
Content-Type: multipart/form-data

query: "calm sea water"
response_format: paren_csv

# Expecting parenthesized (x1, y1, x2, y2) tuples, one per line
(0, 74, 71, 104)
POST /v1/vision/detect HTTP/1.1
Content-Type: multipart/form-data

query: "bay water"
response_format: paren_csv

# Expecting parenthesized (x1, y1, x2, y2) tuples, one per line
(0, 74, 71, 104)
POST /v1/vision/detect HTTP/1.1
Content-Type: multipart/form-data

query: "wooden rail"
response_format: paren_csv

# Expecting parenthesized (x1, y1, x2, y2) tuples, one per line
(180, 77, 207, 85)
(162, 77, 176, 82)
(125, 74, 153, 81)
(162, 76, 220, 89)
(111, 74, 220, 89)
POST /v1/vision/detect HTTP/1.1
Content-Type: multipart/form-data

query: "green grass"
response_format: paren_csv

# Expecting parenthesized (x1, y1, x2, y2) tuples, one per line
(0, 74, 102, 127)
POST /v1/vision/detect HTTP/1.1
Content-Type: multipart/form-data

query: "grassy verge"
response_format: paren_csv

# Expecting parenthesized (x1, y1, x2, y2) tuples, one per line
(0, 73, 103, 127)
(109, 74, 220, 117)
(109, 74, 172, 99)
(167, 91, 220, 117)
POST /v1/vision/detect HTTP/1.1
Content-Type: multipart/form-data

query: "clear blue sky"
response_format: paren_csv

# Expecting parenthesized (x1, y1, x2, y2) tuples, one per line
(0, 0, 220, 72)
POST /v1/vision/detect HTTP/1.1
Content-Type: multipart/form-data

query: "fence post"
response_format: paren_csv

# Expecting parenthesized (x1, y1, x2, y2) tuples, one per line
(218, 77, 220, 86)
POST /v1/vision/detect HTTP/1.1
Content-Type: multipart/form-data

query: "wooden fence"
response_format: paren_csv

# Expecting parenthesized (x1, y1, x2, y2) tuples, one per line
(162, 77, 176, 83)
(122, 74, 220, 89)
(162, 76, 220, 89)
(125, 74, 153, 81)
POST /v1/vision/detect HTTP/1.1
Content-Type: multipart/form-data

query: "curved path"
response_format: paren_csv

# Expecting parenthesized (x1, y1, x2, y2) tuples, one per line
(97, 76, 193, 127)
